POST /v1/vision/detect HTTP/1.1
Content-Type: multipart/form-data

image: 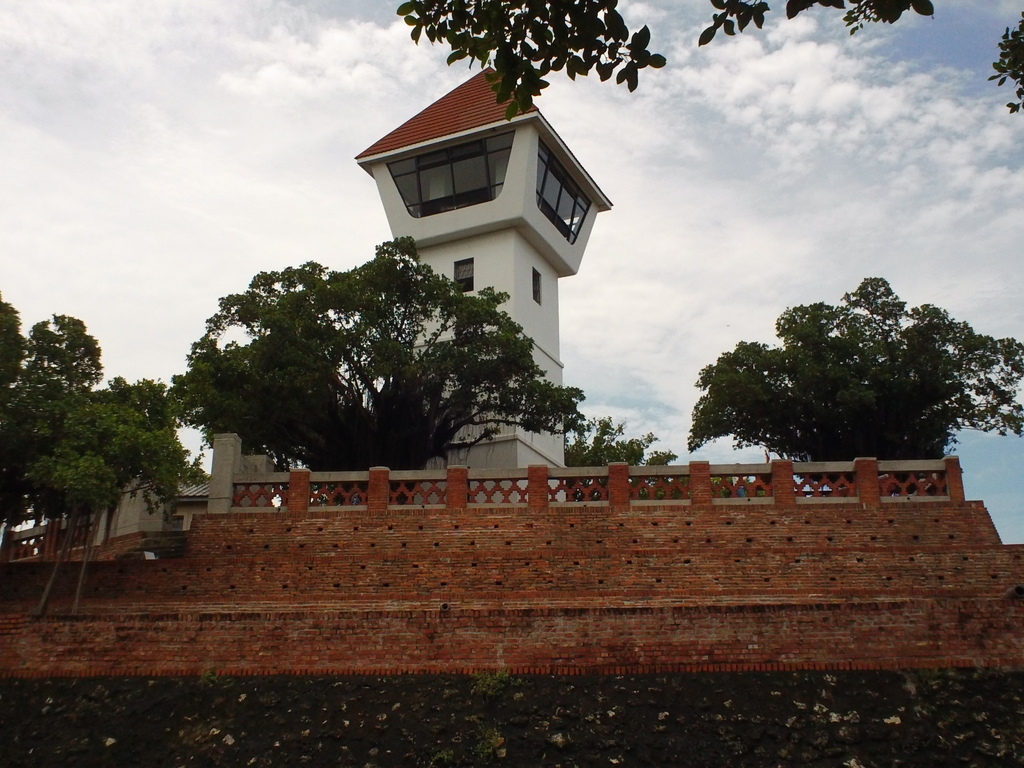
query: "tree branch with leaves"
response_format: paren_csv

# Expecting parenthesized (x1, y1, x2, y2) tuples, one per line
(398, 1, 1024, 114)
(564, 416, 677, 466)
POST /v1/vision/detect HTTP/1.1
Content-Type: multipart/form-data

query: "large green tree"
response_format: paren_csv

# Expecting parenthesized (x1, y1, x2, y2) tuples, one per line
(397, 1, 1024, 115)
(565, 416, 677, 466)
(688, 278, 1024, 461)
(172, 238, 583, 471)
(0, 305, 196, 531)
(0, 306, 104, 534)
(0, 294, 198, 611)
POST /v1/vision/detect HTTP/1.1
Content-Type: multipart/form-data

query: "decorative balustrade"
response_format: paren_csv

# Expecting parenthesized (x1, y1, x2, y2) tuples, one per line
(218, 456, 964, 515)
(389, 471, 446, 506)
(232, 473, 289, 508)
(548, 467, 608, 502)
(628, 466, 690, 501)
(5, 526, 46, 562)
(793, 463, 858, 498)
(878, 461, 949, 498)
(309, 473, 369, 507)
(711, 465, 774, 500)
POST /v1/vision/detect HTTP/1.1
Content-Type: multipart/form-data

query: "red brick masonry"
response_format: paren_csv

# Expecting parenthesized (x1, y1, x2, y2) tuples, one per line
(2, 460, 1023, 677)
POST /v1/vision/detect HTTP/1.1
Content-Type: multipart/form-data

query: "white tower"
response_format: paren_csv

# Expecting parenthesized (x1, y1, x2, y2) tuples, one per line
(356, 71, 611, 468)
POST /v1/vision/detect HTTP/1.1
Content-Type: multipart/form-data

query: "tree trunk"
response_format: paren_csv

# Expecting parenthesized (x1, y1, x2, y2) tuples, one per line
(70, 509, 97, 615)
(0, 517, 10, 564)
(34, 506, 79, 618)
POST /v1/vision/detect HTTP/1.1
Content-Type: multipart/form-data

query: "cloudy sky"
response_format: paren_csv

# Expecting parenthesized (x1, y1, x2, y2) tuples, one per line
(2, 1, 1022, 538)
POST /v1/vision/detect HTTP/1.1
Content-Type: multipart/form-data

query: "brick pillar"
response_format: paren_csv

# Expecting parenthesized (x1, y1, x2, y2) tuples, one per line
(943, 455, 966, 502)
(286, 469, 310, 514)
(607, 463, 630, 508)
(528, 465, 549, 511)
(43, 519, 61, 560)
(446, 466, 468, 510)
(689, 461, 712, 505)
(771, 460, 795, 506)
(854, 457, 881, 507)
(368, 467, 390, 512)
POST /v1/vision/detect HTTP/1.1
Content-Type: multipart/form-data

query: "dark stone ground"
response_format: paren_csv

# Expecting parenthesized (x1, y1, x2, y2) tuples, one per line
(2, 669, 1023, 767)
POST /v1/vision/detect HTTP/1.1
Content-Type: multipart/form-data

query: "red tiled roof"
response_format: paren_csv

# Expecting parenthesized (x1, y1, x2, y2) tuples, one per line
(356, 69, 537, 160)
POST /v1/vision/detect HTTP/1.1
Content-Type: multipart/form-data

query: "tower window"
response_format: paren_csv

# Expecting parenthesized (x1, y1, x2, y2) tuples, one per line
(532, 268, 542, 305)
(454, 258, 474, 292)
(536, 142, 591, 244)
(388, 132, 513, 218)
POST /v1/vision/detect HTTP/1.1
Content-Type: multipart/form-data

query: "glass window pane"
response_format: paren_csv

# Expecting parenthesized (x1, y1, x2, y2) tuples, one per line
(418, 149, 449, 168)
(420, 165, 453, 202)
(542, 171, 561, 211)
(489, 150, 510, 189)
(487, 133, 514, 151)
(393, 173, 420, 207)
(452, 156, 488, 195)
(557, 188, 575, 226)
(570, 200, 587, 232)
(449, 140, 485, 160)
(454, 258, 474, 292)
(388, 158, 416, 175)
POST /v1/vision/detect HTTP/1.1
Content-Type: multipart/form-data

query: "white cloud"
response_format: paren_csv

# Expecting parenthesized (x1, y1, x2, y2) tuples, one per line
(2, 0, 1022, 536)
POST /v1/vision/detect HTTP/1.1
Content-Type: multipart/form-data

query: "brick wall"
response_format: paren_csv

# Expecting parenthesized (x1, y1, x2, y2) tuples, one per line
(3, 600, 1023, 677)
(2, 496, 1023, 677)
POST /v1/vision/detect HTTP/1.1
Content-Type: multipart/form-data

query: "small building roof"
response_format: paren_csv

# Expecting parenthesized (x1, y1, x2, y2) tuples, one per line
(179, 482, 210, 500)
(356, 69, 535, 160)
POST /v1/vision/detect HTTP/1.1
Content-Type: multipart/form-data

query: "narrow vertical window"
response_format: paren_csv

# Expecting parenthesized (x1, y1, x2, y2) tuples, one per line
(532, 268, 542, 305)
(454, 258, 474, 292)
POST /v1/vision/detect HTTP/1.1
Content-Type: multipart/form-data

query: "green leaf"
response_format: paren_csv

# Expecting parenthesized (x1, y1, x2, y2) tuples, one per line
(911, 0, 934, 16)
(630, 25, 651, 53)
(698, 25, 717, 46)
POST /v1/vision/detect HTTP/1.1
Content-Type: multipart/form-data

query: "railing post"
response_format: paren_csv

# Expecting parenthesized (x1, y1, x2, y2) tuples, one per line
(286, 469, 310, 514)
(689, 461, 713, 505)
(446, 466, 468, 510)
(528, 465, 549, 511)
(608, 463, 630, 507)
(368, 467, 390, 512)
(208, 433, 243, 515)
(854, 457, 881, 507)
(944, 455, 966, 502)
(771, 460, 795, 505)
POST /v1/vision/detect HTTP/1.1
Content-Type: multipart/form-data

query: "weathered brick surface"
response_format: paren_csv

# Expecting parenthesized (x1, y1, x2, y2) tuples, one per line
(2, 600, 1023, 677)
(2, 499, 1023, 677)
